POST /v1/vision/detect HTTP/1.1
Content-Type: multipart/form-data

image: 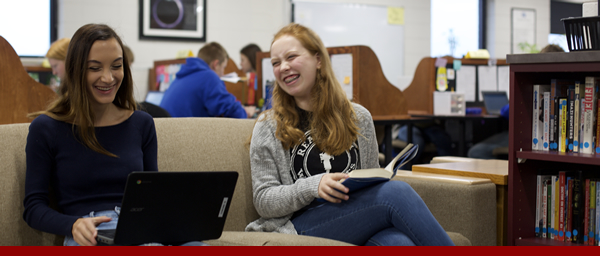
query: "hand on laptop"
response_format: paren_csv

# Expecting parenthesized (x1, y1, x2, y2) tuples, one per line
(72, 216, 112, 246)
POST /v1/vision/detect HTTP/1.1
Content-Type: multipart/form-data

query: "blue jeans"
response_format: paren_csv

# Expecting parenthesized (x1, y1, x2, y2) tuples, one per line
(63, 207, 208, 246)
(291, 181, 454, 246)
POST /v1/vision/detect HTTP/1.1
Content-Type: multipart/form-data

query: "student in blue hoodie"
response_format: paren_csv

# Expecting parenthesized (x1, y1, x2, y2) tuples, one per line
(160, 42, 254, 118)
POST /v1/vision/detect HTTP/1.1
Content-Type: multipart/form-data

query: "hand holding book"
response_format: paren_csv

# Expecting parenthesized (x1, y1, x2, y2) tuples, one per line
(318, 144, 419, 202)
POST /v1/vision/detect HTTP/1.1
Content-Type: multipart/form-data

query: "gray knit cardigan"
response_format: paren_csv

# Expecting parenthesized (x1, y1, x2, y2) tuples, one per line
(244, 103, 380, 234)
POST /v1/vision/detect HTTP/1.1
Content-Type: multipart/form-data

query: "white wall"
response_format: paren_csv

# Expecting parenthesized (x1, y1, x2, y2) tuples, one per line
(21, 0, 553, 100)
(486, 0, 551, 58)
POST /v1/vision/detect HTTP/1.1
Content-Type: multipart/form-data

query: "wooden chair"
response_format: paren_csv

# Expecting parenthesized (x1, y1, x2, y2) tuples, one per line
(0, 36, 56, 125)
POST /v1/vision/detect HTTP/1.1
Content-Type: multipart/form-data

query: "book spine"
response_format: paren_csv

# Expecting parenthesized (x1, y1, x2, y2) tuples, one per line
(559, 172, 566, 241)
(552, 97, 560, 151)
(585, 179, 590, 244)
(572, 175, 583, 244)
(543, 181, 548, 238)
(583, 77, 596, 153)
(533, 85, 541, 150)
(596, 183, 600, 245)
(547, 179, 553, 239)
(551, 175, 557, 239)
(567, 178, 573, 242)
(555, 176, 560, 240)
(574, 82, 582, 152)
(590, 180, 596, 245)
(536, 175, 542, 237)
(560, 98, 568, 153)
(567, 88, 575, 152)
(596, 98, 600, 154)
(544, 92, 551, 151)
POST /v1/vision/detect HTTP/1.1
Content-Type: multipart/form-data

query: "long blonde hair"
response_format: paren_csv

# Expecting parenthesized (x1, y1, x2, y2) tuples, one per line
(29, 24, 136, 157)
(267, 23, 359, 156)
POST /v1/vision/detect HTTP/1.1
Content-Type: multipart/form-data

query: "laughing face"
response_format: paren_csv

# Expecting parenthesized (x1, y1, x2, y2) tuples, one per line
(270, 35, 321, 109)
(86, 37, 124, 108)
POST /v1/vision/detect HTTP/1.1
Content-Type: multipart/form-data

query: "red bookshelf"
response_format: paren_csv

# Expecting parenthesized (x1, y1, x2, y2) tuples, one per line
(507, 51, 600, 246)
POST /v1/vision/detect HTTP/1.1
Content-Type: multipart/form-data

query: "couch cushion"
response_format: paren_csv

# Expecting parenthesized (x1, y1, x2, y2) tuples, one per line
(153, 118, 259, 232)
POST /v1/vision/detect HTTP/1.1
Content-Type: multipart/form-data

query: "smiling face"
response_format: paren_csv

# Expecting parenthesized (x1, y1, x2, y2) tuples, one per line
(86, 37, 124, 109)
(270, 35, 321, 109)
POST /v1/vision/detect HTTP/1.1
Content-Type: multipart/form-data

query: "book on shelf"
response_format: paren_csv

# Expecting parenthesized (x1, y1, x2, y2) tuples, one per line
(567, 87, 576, 152)
(595, 183, 600, 245)
(567, 177, 573, 242)
(551, 174, 557, 239)
(589, 180, 596, 245)
(551, 79, 573, 151)
(582, 77, 598, 154)
(596, 98, 600, 154)
(573, 81, 584, 153)
(319, 144, 418, 202)
(533, 85, 551, 151)
(543, 91, 551, 151)
(584, 179, 591, 244)
(559, 171, 566, 241)
(559, 98, 568, 153)
(554, 175, 560, 240)
(537, 174, 552, 237)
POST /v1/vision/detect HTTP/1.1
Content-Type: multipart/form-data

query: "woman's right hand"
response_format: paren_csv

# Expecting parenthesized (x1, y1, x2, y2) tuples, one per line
(318, 173, 350, 203)
(72, 216, 112, 246)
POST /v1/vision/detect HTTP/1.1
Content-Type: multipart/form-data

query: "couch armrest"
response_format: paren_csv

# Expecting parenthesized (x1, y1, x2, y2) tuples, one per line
(392, 171, 497, 246)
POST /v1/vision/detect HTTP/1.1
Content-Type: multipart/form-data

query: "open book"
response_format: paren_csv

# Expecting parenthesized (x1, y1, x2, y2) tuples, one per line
(318, 144, 419, 202)
(341, 143, 418, 192)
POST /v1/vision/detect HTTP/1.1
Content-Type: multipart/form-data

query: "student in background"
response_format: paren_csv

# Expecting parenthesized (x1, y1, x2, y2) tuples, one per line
(245, 23, 453, 246)
(23, 23, 205, 246)
(46, 37, 70, 91)
(240, 43, 261, 73)
(160, 42, 254, 118)
(394, 120, 454, 169)
(467, 44, 564, 159)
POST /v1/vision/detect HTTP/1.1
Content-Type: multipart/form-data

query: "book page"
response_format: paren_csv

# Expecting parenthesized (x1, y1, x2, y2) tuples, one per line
(347, 168, 392, 179)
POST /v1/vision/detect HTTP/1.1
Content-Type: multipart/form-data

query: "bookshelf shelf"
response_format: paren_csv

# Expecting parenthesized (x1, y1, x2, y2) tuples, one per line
(507, 52, 600, 246)
(516, 151, 600, 166)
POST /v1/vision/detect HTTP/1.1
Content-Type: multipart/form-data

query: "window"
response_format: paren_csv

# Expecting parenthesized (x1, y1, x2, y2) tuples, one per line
(431, 0, 480, 58)
(0, 0, 57, 57)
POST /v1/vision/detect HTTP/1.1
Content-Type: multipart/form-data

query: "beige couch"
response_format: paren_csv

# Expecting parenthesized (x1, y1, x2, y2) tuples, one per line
(0, 117, 498, 246)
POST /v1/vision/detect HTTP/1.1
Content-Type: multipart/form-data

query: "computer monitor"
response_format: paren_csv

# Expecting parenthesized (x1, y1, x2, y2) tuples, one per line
(481, 91, 509, 115)
(145, 91, 164, 106)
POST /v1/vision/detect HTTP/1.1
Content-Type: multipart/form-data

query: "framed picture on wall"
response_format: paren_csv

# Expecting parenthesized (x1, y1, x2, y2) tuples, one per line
(139, 0, 206, 41)
(511, 8, 536, 54)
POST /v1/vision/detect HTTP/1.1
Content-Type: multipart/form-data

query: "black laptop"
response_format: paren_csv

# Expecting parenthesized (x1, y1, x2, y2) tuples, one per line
(96, 171, 238, 245)
(481, 91, 509, 115)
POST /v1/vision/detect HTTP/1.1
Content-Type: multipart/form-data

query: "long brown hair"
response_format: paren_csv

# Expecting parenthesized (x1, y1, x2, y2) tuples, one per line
(267, 23, 359, 156)
(29, 23, 136, 157)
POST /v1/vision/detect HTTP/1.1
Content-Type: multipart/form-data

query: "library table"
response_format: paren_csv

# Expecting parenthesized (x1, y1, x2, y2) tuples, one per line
(411, 114, 505, 157)
(412, 159, 508, 246)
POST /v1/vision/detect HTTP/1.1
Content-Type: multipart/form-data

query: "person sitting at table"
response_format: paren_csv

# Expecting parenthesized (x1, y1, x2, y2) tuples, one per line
(394, 120, 454, 169)
(159, 42, 255, 118)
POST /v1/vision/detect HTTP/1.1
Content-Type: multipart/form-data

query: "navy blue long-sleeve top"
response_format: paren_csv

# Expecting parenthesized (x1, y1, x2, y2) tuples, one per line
(23, 111, 158, 236)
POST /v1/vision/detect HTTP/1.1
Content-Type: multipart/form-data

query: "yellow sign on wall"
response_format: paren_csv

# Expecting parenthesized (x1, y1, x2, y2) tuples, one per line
(387, 7, 404, 25)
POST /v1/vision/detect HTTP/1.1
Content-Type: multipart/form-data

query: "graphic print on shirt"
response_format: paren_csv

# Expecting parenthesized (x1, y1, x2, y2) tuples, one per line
(290, 130, 360, 182)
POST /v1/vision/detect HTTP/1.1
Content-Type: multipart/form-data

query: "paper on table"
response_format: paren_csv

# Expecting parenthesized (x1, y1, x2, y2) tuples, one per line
(220, 72, 244, 83)
(456, 65, 476, 102)
(477, 65, 498, 100)
(331, 53, 353, 100)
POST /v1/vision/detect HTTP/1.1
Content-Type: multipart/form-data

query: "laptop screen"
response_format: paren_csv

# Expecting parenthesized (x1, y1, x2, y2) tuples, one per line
(145, 91, 164, 106)
(482, 91, 509, 115)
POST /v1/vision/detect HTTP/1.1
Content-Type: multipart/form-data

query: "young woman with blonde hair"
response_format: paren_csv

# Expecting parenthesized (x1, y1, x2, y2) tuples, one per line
(245, 23, 454, 246)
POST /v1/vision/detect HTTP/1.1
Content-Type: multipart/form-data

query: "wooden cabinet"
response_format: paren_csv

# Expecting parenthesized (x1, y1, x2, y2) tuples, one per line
(506, 51, 600, 246)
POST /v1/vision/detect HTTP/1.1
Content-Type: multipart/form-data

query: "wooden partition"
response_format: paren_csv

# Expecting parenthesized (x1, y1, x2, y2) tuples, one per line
(148, 58, 250, 104)
(0, 36, 56, 125)
(403, 56, 507, 115)
(255, 45, 408, 119)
